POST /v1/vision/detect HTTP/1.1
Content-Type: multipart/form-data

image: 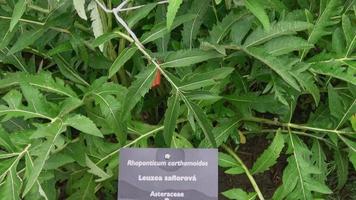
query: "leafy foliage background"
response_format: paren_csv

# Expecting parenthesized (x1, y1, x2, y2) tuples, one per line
(0, 0, 355, 199)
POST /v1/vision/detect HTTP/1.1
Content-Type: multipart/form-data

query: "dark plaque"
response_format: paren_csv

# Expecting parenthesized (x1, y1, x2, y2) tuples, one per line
(118, 148, 218, 200)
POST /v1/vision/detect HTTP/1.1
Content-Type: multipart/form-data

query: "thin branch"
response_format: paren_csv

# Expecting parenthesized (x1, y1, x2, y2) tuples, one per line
(221, 144, 265, 200)
(244, 117, 355, 135)
(119, 0, 168, 11)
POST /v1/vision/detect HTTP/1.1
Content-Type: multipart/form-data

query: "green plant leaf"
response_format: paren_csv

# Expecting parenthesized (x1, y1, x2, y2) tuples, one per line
(0, 72, 77, 97)
(9, 0, 27, 31)
(141, 14, 195, 44)
(251, 130, 285, 174)
(0, 89, 55, 121)
(199, 120, 239, 148)
(181, 96, 216, 147)
(264, 36, 313, 56)
(349, 150, 356, 170)
(334, 149, 349, 190)
(88, 1, 104, 51)
(244, 47, 300, 90)
(23, 121, 65, 196)
(166, 0, 183, 30)
(224, 166, 244, 175)
(300, 0, 342, 59)
(85, 156, 111, 182)
(120, 64, 156, 121)
(171, 133, 193, 148)
(0, 126, 17, 152)
(230, 16, 253, 45)
(127, 3, 156, 28)
(274, 134, 332, 199)
(65, 115, 103, 137)
(243, 21, 312, 47)
(161, 49, 222, 68)
(182, 0, 209, 48)
(209, 11, 247, 44)
(108, 47, 138, 78)
(244, 0, 270, 30)
(8, 29, 45, 54)
(219, 152, 238, 168)
(163, 91, 180, 146)
(53, 55, 89, 86)
(222, 188, 257, 200)
(180, 67, 234, 90)
(308, 54, 356, 85)
(0, 166, 21, 200)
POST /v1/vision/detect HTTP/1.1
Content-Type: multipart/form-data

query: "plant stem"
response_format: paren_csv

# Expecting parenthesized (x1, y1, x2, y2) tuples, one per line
(221, 144, 265, 200)
(244, 117, 355, 135)
(0, 15, 71, 34)
(243, 129, 335, 147)
(28, 4, 50, 13)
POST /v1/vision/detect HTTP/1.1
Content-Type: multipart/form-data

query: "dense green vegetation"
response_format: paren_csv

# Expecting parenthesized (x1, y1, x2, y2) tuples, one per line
(0, 0, 355, 199)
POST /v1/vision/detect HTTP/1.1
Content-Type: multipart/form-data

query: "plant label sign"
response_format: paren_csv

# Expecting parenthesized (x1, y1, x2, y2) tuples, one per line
(118, 148, 218, 200)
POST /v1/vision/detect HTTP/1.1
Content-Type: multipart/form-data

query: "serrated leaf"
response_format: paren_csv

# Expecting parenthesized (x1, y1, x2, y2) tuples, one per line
(180, 67, 234, 90)
(251, 130, 284, 174)
(209, 11, 247, 44)
(275, 134, 332, 200)
(73, 0, 87, 20)
(181, 96, 216, 147)
(328, 85, 344, 119)
(8, 29, 45, 54)
(24, 152, 49, 200)
(0, 49, 27, 72)
(53, 55, 89, 86)
(272, 157, 299, 199)
(199, 120, 239, 148)
(161, 49, 222, 68)
(0, 167, 21, 200)
(127, 3, 156, 28)
(301, 0, 342, 59)
(244, 47, 300, 90)
(244, 21, 312, 47)
(244, 0, 270, 30)
(108, 47, 138, 78)
(0, 89, 55, 121)
(65, 115, 103, 137)
(0, 72, 77, 97)
(23, 121, 65, 197)
(141, 14, 195, 44)
(167, 0, 183, 30)
(86, 78, 127, 145)
(264, 36, 313, 56)
(311, 140, 328, 183)
(182, 0, 209, 48)
(0, 126, 17, 152)
(120, 65, 156, 121)
(66, 175, 96, 200)
(309, 53, 356, 85)
(163, 92, 180, 146)
(9, 0, 27, 31)
(230, 16, 253, 45)
(334, 149, 349, 190)
(88, 1, 104, 51)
